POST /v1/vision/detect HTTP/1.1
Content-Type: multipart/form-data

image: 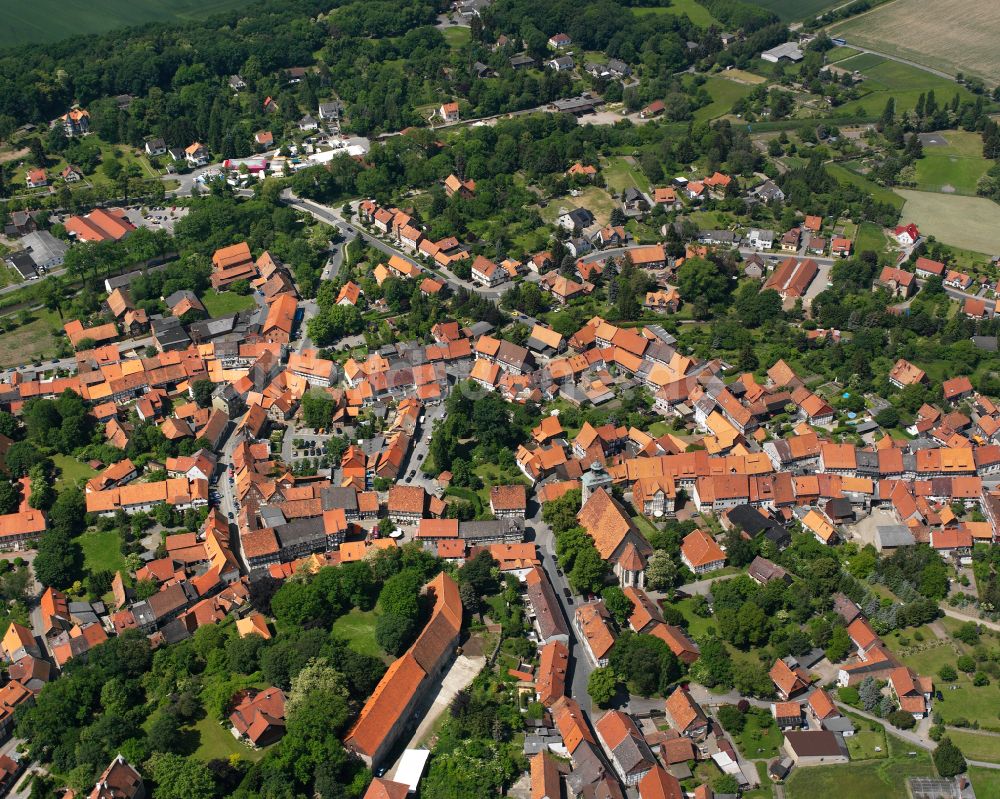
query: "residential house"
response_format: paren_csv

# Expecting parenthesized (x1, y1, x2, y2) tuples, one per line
(680, 529, 725, 574)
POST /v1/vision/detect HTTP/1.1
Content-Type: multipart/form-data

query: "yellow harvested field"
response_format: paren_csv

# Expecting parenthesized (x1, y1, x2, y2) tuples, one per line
(721, 69, 767, 85)
(896, 189, 1000, 255)
(831, 0, 1000, 83)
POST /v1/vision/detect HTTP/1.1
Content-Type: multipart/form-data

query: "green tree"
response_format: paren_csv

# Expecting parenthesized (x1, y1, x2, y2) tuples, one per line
(645, 551, 678, 594)
(147, 752, 215, 799)
(0, 482, 19, 515)
(587, 667, 619, 708)
(676, 256, 730, 309)
(601, 586, 634, 627)
(933, 737, 967, 778)
(568, 545, 608, 595)
(192, 380, 215, 408)
(938, 664, 957, 682)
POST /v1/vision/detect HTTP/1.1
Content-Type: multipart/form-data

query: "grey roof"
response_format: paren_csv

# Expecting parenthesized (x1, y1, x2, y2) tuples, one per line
(322, 486, 359, 513)
(189, 315, 236, 340)
(972, 336, 998, 351)
(550, 56, 574, 69)
(469, 321, 494, 337)
(561, 207, 595, 227)
(822, 715, 856, 734)
(20, 231, 67, 266)
(550, 96, 596, 113)
(165, 289, 199, 308)
(459, 519, 524, 541)
(875, 525, 915, 548)
(524, 566, 569, 641)
(6, 251, 37, 278)
(763, 41, 804, 61)
(565, 741, 608, 794)
(509, 54, 535, 68)
(151, 315, 190, 347)
(611, 734, 655, 776)
(275, 516, 326, 549)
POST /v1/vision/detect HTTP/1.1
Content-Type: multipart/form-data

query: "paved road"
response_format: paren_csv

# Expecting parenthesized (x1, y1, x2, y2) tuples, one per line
(942, 606, 1000, 633)
(530, 506, 595, 715)
(283, 194, 509, 300)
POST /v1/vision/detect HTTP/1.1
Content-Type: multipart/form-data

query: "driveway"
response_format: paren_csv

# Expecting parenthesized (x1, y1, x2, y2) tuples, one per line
(384, 652, 486, 779)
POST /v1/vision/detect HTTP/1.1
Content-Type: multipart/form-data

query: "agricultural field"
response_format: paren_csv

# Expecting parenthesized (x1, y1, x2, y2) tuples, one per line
(830, 0, 1000, 83)
(834, 54, 977, 118)
(896, 189, 1000, 255)
(0, 0, 249, 49)
(634, 0, 718, 27)
(746, 0, 843, 21)
(914, 130, 994, 195)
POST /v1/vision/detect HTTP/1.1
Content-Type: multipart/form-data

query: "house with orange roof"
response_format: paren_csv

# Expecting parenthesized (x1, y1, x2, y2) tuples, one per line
(211, 242, 257, 289)
(364, 778, 409, 799)
(889, 358, 926, 388)
(439, 102, 460, 122)
(888, 666, 933, 719)
(770, 658, 810, 700)
(443, 173, 475, 198)
(577, 488, 653, 588)
(664, 687, 709, 739)
(490, 485, 527, 519)
(236, 613, 271, 640)
(771, 701, 804, 730)
(552, 696, 594, 754)
(65, 208, 136, 243)
(529, 751, 562, 799)
(639, 765, 684, 799)
(345, 573, 462, 768)
(801, 508, 837, 545)
(595, 710, 657, 786)
(261, 293, 297, 344)
(574, 601, 616, 667)
(680, 529, 726, 574)
(568, 162, 598, 179)
(535, 640, 569, 706)
(230, 686, 286, 747)
(336, 281, 362, 306)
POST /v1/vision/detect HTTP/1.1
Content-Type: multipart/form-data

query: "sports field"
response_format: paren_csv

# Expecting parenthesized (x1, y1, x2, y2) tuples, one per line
(831, 0, 1000, 83)
(0, 0, 248, 49)
(914, 130, 994, 195)
(897, 189, 1000, 255)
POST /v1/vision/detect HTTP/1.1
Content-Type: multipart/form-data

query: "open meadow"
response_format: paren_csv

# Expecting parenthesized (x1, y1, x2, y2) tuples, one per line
(896, 189, 1000, 255)
(745, 0, 843, 21)
(831, 0, 1000, 83)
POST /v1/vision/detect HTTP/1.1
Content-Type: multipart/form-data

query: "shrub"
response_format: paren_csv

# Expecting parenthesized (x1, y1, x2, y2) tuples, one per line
(888, 710, 916, 729)
(913, 631, 924, 642)
(973, 672, 990, 687)
(957, 654, 977, 673)
(938, 664, 957, 682)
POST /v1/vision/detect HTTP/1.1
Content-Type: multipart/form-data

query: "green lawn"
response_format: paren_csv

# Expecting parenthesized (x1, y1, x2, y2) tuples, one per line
(693, 76, 755, 122)
(53, 454, 98, 492)
(601, 157, 651, 195)
(845, 714, 889, 760)
(932, 678, 1000, 730)
(734, 710, 783, 760)
(190, 715, 266, 763)
(784, 731, 935, 799)
(970, 766, 1000, 796)
(827, 46, 862, 63)
(944, 729, 1000, 763)
(0, 307, 64, 368)
(331, 608, 385, 660)
(441, 25, 470, 49)
(74, 530, 126, 575)
(199, 290, 256, 317)
(0, 0, 251, 48)
(914, 130, 994, 195)
(671, 597, 716, 640)
(855, 221, 891, 255)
